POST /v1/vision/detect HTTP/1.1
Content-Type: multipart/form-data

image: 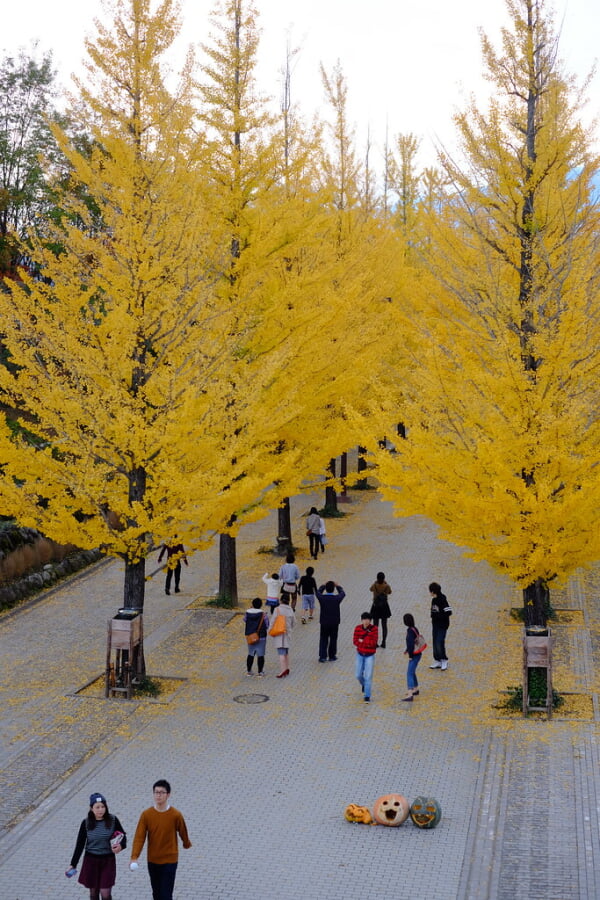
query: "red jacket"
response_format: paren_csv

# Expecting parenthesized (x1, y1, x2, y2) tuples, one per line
(353, 623, 378, 656)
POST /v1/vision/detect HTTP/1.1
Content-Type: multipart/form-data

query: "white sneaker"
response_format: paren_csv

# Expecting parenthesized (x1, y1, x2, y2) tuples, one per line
(430, 662, 442, 669)
(441, 661, 448, 670)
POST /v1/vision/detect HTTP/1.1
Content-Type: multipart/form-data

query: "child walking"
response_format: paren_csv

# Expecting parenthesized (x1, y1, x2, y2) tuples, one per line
(298, 566, 318, 624)
(262, 572, 280, 618)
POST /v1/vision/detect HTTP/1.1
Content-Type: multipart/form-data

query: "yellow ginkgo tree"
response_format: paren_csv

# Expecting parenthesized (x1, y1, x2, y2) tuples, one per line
(0, 0, 297, 640)
(366, 0, 600, 625)
(193, 2, 389, 586)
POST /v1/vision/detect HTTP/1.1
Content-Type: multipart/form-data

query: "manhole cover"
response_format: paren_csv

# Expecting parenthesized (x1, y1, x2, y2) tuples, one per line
(233, 693, 269, 704)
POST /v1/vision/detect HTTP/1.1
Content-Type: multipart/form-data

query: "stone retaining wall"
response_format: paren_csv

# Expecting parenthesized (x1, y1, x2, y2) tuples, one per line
(0, 525, 103, 609)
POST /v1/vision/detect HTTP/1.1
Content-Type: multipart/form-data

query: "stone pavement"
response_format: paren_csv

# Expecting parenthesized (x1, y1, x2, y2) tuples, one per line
(0, 489, 600, 899)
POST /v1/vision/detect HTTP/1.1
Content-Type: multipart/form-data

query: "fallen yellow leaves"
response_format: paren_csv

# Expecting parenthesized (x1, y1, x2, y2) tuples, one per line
(493, 692, 593, 721)
(75, 675, 185, 701)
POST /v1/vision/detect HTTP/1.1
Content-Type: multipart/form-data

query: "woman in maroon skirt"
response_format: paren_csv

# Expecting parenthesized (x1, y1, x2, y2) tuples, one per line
(67, 792, 126, 899)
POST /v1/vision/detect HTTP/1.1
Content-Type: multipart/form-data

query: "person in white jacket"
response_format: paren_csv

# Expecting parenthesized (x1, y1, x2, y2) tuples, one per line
(262, 572, 280, 617)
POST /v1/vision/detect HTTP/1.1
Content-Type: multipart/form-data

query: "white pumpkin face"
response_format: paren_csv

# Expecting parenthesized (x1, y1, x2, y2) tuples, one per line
(372, 793, 409, 826)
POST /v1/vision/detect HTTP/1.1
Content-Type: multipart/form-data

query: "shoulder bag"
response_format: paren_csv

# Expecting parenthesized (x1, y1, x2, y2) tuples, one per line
(246, 613, 264, 645)
(269, 613, 287, 637)
(412, 627, 427, 654)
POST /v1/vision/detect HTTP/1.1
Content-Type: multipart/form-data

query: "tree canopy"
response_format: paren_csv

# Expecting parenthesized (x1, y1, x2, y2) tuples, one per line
(1, 0, 599, 638)
(0, 0, 274, 610)
(365, 0, 600, 620)
(0, 47, 59, 277)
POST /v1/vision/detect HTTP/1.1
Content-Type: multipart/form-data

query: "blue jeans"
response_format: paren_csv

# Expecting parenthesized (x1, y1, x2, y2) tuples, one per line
(148, 861, 178, 900)
(407, 654, 421, 690)
(355, 652, 375, 698)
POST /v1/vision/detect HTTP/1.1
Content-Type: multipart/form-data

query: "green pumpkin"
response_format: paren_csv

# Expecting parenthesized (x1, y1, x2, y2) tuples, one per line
(409, 796, 442, 829)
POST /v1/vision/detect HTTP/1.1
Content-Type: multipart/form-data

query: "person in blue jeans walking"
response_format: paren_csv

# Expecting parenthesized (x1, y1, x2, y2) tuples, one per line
(353, 612, 378, 702)
(402, 613, 423, 702)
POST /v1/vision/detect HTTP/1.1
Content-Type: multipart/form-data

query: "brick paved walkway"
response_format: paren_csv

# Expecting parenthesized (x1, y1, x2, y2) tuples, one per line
(0, 489, 599, 899)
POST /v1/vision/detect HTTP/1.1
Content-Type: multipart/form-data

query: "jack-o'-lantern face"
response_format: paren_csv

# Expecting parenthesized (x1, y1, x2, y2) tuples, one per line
(372, 793, 409, 826)
(409, 796, 442, 829)
(344, 804, 373, 825)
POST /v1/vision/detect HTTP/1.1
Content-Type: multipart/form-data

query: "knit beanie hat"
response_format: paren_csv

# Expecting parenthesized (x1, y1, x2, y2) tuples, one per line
(90, 793, 106, 806)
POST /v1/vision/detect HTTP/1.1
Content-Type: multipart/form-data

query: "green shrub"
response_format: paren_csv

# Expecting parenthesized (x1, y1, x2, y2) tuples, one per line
(133, 676, 162, 698)
(320, 506, 346, 518)
(206, 594, 237, 609)
(502, 668, 564, 711)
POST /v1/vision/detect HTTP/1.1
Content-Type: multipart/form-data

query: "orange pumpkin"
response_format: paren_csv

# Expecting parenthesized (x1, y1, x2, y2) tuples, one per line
(344, 803, 373, 824)
(372, 793, 409, 826)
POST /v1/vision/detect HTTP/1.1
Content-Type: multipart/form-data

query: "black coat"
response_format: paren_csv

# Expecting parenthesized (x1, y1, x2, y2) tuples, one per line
(430, 592, 452, 629)
(316, 586, 345, 625)
(370, 593, 392, 620)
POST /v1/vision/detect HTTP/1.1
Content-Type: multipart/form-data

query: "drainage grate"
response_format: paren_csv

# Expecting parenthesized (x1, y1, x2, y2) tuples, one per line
(233, 693, 269, 704)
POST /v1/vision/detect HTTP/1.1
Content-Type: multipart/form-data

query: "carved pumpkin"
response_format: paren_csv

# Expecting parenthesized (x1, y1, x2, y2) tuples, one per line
(344, 804, 373, 825)
(409, 796, 442, 829)
(372, 793, 409, 826)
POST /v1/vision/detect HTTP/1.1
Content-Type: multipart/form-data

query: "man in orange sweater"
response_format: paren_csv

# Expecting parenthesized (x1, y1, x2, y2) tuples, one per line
(130, 779, 192, 900)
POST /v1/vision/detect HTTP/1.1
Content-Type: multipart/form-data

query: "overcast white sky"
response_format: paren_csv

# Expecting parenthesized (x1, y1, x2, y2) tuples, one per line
(3, 0, 599, 168)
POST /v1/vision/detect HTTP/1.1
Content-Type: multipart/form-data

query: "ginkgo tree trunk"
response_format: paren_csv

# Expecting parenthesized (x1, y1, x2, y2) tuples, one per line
(365, 0, 600, 627)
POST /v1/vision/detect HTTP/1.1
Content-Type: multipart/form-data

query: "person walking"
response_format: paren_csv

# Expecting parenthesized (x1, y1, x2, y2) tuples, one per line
(129, 779, 191, 900)
(315, 580, 345, 662)
(244, 598, 269, 676)
(67, 792, 127, 900)
(353, 612, 378, 702)
(279, 553, 301, 611)
(369, 571, 392, 648)
(269, 594, 295, 677)
(298, 565, 318, 624)
(157, 541, 188, 596)
(402, 613, 424, 701)
(262, 572, 280, 617)
(429, 581, 453, 670)
(306, 506, 321, 559)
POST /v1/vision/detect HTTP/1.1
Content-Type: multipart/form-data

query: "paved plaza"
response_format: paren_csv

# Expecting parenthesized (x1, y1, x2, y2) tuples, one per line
(0, 489, 599, 899)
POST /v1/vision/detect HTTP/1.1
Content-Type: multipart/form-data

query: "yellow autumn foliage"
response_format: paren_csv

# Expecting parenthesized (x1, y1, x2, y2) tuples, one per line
(361, 0, 600, 589)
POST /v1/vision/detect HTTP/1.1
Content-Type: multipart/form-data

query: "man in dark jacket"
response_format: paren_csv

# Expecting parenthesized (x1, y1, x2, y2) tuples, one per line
(315, 581, 345, 662)
(429, 581, 452, 670)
